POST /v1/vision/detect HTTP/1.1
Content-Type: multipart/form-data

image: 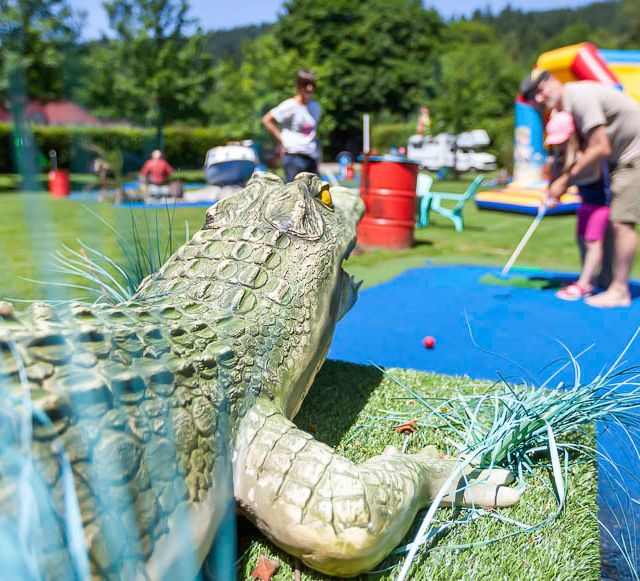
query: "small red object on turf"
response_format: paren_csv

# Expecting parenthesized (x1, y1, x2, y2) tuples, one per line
(422, 336, 435, 349)
(251, 556, 279, 580)
(393, 420, 418, 434)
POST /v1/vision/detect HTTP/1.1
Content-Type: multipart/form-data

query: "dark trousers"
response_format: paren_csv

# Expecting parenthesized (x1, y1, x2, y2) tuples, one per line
(282, 153, 318, 182)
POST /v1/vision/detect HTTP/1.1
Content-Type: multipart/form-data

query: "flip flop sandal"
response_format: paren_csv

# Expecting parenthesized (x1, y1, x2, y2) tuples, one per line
(555, 283, 593, 301)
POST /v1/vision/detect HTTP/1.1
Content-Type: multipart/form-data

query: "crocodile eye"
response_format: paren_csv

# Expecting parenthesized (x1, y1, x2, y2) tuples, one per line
(320, 186, 333, 208)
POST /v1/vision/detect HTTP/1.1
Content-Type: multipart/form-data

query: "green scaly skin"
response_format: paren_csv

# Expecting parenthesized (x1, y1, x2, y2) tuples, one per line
(0, 172, 520, 579)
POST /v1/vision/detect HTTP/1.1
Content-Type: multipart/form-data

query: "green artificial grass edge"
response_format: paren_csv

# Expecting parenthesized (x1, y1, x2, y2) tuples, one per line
(236, 361, 600, 580)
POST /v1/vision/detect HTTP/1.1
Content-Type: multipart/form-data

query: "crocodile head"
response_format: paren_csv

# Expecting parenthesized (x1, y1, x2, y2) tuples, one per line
(204, 171, 364, 417)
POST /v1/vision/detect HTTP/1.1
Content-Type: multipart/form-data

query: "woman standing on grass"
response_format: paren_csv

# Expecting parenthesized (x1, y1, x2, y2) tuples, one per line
(261, 70, 321, 182)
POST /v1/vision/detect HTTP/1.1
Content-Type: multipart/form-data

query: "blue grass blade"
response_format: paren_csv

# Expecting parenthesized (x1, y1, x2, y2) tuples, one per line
(464, 313, 539, 385)
(604, 326, 640, 379)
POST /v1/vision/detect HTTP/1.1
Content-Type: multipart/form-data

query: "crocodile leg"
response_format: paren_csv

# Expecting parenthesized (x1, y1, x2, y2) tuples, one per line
(234, 400, 520, 577)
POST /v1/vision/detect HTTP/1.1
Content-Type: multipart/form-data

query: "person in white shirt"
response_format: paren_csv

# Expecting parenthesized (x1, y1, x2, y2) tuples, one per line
(262, 70, 321, 182)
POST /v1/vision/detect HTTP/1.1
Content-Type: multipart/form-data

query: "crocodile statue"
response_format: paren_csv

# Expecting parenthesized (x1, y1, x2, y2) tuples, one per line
(0, 172, 521, 579)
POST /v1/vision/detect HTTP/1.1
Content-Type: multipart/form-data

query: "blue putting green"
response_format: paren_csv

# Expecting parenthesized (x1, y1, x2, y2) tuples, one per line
(329, 263, 640, 576)
(330, 264, 640, 385)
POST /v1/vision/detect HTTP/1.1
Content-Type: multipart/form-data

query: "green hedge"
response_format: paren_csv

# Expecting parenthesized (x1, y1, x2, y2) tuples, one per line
(371, 121, 416, 155)
(0, 120, 515, 173)
(0, 123, 248, 173)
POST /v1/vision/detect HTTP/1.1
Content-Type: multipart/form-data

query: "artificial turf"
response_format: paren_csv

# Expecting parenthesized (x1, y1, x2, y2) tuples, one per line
(477, 272, 565, 289)
(237, 361, 600, 580)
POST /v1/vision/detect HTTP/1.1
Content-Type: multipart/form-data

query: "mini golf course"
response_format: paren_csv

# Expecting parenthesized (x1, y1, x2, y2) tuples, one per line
(330, 264, 640, 384)
(329, 263, 640, 578)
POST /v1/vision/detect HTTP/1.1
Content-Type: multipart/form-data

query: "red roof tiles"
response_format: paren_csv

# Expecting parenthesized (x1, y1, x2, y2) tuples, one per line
(0, 100, 101, 126)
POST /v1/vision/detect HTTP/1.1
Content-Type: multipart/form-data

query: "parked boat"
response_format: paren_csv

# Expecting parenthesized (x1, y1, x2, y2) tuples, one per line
(204, 141, 259, 186)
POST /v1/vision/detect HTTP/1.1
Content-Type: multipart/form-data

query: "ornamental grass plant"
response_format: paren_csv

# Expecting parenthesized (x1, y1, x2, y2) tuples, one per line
(374, 344, 640, 580)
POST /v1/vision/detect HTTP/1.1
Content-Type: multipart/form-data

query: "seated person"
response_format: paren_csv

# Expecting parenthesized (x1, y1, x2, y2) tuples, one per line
(140, 150, 174, 197)
(92, 156, 115, 197)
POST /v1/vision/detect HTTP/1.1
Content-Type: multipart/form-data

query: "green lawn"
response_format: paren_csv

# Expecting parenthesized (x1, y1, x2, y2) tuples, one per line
(4, 175, 637, 300)
(348, 175, 640, 289)
(0, 170, 207, 192)
(0, 192, 206, 301)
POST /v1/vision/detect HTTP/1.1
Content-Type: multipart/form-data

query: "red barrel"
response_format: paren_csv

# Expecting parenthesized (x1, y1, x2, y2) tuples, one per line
(357, 159, 419, 248)
(49, 170, 71, 197)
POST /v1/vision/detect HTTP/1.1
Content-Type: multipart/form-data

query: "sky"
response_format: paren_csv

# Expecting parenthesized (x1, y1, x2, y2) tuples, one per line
(69, 0, 602, 39)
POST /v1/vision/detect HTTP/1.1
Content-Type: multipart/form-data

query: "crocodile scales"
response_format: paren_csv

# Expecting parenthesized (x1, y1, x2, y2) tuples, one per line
(0, 172, 520, 578)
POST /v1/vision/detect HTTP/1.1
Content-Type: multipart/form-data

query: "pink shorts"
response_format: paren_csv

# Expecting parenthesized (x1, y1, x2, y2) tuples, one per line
(577, 204, 610, 242)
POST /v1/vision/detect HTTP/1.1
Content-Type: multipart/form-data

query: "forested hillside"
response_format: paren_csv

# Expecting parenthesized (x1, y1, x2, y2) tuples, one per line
(474, 1, 624, 64)
(200, 2, 626, 76)
(203, 24, 272, 63)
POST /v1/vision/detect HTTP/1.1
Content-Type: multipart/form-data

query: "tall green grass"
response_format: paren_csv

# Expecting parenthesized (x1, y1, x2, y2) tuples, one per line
(19, 204, 188, 304)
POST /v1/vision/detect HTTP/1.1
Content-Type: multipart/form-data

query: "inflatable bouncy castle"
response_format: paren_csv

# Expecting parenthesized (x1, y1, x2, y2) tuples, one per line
(475, 43, 640, 215)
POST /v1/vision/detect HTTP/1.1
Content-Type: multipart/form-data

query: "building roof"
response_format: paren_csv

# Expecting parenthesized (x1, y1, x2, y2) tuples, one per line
(42, 100, 101, 126)
(0, 100, 101, 126)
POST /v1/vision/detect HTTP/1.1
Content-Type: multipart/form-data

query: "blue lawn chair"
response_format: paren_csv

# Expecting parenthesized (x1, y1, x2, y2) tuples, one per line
(415, 172, 434, 228)
(417, 174, 484, 232)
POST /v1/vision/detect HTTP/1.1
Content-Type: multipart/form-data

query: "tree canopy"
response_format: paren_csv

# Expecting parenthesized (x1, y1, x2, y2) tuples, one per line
(0, 0, 82, 100)
(78, 0, 215, 128)
(2, 0, 638, 161)
(201, 0, 444, 152)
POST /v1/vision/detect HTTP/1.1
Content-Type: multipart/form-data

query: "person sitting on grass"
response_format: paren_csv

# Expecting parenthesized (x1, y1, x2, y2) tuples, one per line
(140, 149, 174, 199)
(545, 110, 611, 301)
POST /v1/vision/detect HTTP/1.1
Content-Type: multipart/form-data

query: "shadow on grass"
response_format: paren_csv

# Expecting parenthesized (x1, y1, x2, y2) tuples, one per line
(295, 360, 385, 448)
(411, 240, 434, 249)
(460, 225, 484, 233)
(417, 223, 485, 234)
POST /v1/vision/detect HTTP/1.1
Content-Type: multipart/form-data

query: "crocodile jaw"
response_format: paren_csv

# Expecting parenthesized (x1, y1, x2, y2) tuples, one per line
(282, 212, 362, 419)
(338, 268, 361, 322)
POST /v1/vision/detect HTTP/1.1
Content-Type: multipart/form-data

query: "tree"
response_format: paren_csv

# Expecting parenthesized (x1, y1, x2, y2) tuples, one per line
(0, 0, 83, 184)
(203, 32, 304, 138)
(80, 0, 214, 137)
(539, 21, 622, 55)
(621, 0, 640, 49)
(473, 2, 623, 65)
(203, 0, 436, 153)
(0, 0, 83, 100)
(220, 0, 444, 154)
(281, 0, 442, 130)
(431, 21, 524, 170)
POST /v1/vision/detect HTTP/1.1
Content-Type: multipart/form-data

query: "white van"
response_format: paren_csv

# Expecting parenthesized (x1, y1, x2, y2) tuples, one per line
(407, 130, 497, 172)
